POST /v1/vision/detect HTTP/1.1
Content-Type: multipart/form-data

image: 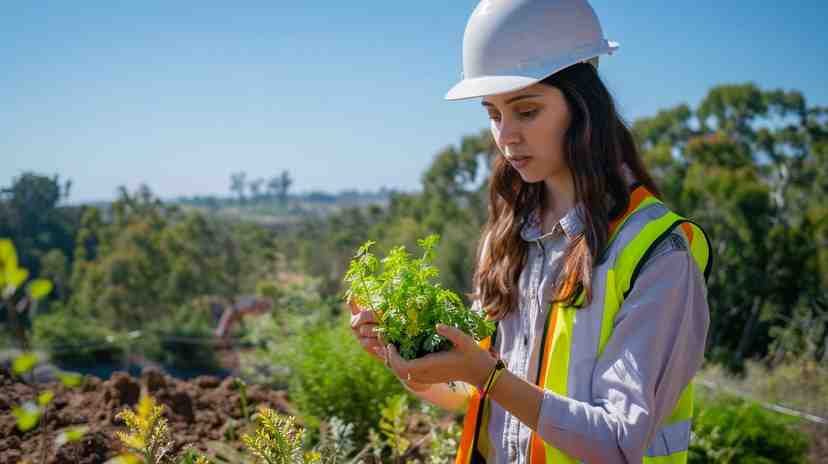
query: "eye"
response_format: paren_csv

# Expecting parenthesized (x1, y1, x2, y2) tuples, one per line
(517, 109, 538, 120)
(487, 112, 501, 122)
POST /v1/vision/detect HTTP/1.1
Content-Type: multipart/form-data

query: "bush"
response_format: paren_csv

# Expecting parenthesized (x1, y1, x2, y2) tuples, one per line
(285, 313, 405, 445)
(31, 308, 124, 364)
(139, 299, 220, 371)
(689, 391, 810, 463)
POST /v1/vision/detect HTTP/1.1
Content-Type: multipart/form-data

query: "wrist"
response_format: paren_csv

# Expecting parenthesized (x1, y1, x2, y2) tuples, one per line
(401, 378, 430, 393)
(473, 356, 498, 392)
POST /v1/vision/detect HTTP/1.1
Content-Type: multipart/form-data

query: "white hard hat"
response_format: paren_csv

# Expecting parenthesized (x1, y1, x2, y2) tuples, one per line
(445, 0, 619, 101)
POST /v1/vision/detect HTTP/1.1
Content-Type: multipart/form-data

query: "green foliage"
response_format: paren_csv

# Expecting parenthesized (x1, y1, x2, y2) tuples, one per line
(241, 407, 309, 464)
(12, 352, 39, 375)
(633, 84, 828, 369)
(114, 394, 211, 464)
(344, 235, 495, 360)
(139, 299, 220, 370)
(689, 392, 810, 463)
(0, 172, 78, 285)
(311, 416, 357, 463)
(284, 314, 405, 445)
(699, 358, 828, 419)
(378, 394, 410, 460)
(241, 275, 343, 389)
(31, 308, 124, 363)
(13, 400, 42, 432)
(366, 395, 462, 464)
(115, 394, 174, 464)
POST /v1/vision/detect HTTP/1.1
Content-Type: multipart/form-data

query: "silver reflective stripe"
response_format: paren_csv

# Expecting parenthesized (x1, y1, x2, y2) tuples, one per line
(645, 420, 691, 457)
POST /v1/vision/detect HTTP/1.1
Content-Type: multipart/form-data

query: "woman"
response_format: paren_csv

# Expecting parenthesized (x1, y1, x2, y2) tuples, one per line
(350, 1, 712, 462)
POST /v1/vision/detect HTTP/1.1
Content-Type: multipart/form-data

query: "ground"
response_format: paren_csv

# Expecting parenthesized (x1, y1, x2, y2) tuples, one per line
(0, 367, 293, 463)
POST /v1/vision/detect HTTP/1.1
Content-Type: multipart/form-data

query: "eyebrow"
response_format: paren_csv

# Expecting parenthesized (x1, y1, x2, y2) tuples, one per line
(481, 94, 542, 107)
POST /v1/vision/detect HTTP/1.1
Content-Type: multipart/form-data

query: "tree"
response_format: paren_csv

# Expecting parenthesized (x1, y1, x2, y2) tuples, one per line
(249, 177, 264, 203)
(633, 83, 828, 369)
(230, 171, 247, 205)
(277, 170, 293, 205)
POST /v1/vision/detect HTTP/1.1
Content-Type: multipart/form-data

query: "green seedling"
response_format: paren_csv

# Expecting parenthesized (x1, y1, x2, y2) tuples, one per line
(344, 234, 495, 360)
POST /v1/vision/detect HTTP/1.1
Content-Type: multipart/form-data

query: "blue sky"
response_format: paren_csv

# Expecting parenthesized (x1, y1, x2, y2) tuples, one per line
(3, 1, 826, 203)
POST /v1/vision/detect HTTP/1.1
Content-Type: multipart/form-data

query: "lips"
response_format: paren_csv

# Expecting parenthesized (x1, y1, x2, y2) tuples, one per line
(507, 156, 531, 169)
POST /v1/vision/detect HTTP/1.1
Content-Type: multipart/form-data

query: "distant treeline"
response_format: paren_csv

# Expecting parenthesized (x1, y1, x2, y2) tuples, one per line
(1, 81, 826, 374)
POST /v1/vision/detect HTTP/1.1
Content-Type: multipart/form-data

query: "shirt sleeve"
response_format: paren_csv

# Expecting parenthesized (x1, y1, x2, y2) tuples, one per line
(534, 232, 710, 463)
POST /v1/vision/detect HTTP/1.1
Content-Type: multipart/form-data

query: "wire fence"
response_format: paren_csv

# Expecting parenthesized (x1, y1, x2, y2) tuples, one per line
(695, 377, 827, 426)
(7, 332, 828, 426)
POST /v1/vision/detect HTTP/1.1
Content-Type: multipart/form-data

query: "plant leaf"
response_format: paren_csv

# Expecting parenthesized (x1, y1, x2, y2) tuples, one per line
(13, 402, 41, 432)
(54, 426, 89, 448)
(0, 238, 18, 270)
(57, 371, 83, 388)
(104, 454, 142, 464)
(37, 390, 54, 407)
(27, 279, 53, 301)
(12, 352, 39, 375)
(5, 266, 28, 296)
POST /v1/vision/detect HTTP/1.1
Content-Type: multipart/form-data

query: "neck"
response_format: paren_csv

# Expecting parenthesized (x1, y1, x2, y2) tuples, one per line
(542, 170, 576, 219)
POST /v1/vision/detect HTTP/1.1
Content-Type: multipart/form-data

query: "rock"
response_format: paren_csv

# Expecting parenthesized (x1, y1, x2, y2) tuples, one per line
(170, 390, 195, 423)
(141, 366, 167, 392)
(108, 372, 140, 407)
(194, 375, 220, 389)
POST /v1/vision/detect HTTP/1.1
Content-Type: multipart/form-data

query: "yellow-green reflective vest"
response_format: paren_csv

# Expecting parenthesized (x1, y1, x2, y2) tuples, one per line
(456, 186, 712, 464)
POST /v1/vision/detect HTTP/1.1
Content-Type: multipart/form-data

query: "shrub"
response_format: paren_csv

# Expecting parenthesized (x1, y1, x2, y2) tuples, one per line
(31, 306, 124, 364)
(689, 391, 810, 463)
(285, 313, 404, 445)
(139, 300, 220, 371)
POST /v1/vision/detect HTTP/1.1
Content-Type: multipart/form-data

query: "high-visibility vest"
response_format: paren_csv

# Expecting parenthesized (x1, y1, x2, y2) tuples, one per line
(455, 185, 712, 464)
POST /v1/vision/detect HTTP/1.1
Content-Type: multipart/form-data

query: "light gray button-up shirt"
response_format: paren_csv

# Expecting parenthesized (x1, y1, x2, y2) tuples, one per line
(476, 200, 710, 463)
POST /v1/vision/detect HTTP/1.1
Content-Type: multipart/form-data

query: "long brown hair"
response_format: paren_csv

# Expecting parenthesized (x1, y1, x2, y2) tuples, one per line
(472, 62, 660, 320)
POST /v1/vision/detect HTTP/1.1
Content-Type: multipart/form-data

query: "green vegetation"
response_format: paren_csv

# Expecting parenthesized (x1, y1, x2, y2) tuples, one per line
(2, 81, 826, 460)
(690, 391, 810, 463)
(344, 235, 495, 360)
(280, 314, 405, 445)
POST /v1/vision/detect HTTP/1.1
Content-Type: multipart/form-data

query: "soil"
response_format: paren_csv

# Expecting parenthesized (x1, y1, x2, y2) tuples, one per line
(0, 366, 294, 463)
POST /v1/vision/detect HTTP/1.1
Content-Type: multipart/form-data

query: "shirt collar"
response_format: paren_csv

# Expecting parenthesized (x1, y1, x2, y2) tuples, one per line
(520, 204, 585, 242)
(519, 163, 638, 243)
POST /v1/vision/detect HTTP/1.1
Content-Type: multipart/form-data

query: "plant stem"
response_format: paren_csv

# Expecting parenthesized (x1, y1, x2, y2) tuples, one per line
(38, 400, 48, 464)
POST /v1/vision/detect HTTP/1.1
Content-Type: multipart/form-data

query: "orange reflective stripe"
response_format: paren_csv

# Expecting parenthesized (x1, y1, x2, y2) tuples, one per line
(455, 336, 493, 464)
(609, 185, 650, 234)
(680, 222, 693, 243)
(455, 390, 482, 464)
(527, 303, 559, 464)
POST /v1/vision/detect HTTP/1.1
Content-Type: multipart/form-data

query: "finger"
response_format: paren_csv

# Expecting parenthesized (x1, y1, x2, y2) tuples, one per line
(385, 343, 408, 378)
(361, 338, 383, 356)
(360, 324, 379, 338)
(348, 298, 360, 315)
(351, 309, 376, 329)
(435, 324, 472, 350)
(402, 350, 457, 378)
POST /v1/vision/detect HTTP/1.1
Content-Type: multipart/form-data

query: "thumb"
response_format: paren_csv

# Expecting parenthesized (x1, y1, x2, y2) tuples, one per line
(436, 324, 471, 350)
(348, 298, 360, 315)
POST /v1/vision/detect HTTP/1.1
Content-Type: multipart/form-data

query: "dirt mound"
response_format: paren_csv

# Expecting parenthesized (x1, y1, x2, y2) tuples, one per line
(0, 367, 293, 463)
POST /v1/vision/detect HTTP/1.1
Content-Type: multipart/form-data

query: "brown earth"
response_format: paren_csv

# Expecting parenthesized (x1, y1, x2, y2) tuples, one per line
(0, 367, 294, 463)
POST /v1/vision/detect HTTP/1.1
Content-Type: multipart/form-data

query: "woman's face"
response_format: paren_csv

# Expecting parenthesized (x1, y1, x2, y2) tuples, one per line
(482, 83, 572, 184)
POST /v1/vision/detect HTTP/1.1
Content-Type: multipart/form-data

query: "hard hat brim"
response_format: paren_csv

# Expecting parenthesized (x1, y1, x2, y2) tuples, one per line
(445, 40, 620, 101)
(444, 75, 541, 101)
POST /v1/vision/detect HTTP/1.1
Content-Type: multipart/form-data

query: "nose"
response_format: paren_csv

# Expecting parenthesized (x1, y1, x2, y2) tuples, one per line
(493, 117, 521, 149)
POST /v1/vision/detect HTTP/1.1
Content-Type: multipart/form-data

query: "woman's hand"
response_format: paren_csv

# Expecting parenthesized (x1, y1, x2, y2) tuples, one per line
(377, 324, 497, 389)
(349, 299, 384, 362)
(349, 299, 432, 392)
